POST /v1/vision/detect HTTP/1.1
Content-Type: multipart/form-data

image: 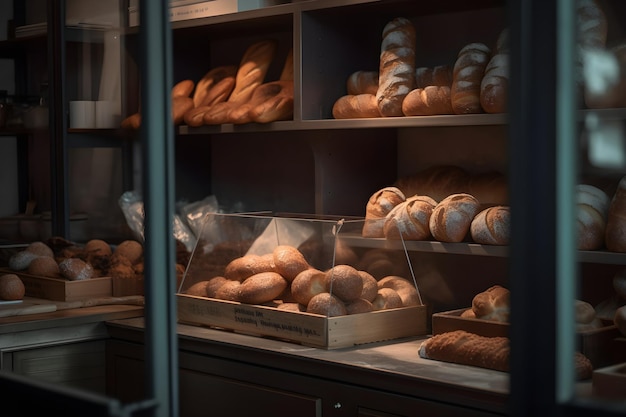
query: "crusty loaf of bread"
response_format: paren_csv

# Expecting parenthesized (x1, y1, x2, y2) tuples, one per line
(415, 65, 453, 89)
(394, 165, 471, 203)
(471, 285, 510, 322)
(480, 53, 509, 114)
(376, 17, 416, 117)
(402, 86, 453, 116)
(451, 42, 491, 114)
(363, 187, 406, 238)
(333, 94, 382, 119)
(192, 65, 238, 108)
(429, 193, 481, 243)
(383, 195, 437, 240)
(576, 184, 609, 251)
(606, 176, 626, 252)
(229, 39, 278, 104)
(470, 205, 511, 245)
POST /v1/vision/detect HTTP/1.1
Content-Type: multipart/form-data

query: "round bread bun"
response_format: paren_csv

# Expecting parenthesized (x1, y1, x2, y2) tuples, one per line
(575, 299, 596, 324)
(214, 280, 241, 301)
(615, 305, 626, 337)
(325, 264, 364, 302)
(460, 308, 476, 318)
(377, 276, 420, 306)
(114, 240, 143, 264)
(238, 272, 288, 304)
(358, 270, 379, 302)
(306, 292, 347, 317)
(224, 254, 266, 282)
(470, 205, 511, 245)
(27, 256, 61, 278)
(59, 258, 94, 281)
(345, 298, 374, 315)
(290, 268, 328, 305)
(272, 245, 310, 281)
(26, 241, 54, 258)
(8, 251, 41, 271)
(613, 269, 626, 299)
(0, 274, 25, 300)
(84, 239, 112, 256)
(185, 281, 209, 297)
(372, 288, 403, 310)
(205, 276, 229, 298)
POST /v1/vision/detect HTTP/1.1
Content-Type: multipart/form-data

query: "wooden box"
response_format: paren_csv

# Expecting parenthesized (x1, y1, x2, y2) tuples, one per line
(432, 308, 626, 368)
(1, 270, 112, 302)
(112, 276, 144, 297)
(592, 361, 626, 400)
(177, 294, 428, 349)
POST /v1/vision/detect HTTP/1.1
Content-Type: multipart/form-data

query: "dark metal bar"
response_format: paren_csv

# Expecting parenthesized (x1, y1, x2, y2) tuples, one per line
(138, 1, 179, 416)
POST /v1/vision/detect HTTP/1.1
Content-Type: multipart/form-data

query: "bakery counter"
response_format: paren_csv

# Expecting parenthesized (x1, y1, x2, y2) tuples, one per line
(0, 300, 144, 395)
(106, 317, 509, 416)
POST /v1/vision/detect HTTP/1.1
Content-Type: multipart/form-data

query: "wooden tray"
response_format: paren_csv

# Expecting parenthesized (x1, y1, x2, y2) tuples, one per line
(432, 308, 626, 368)
(177, 294, 428, 349)
(0, 269, 112, 302)
(592, 361, 626, 400)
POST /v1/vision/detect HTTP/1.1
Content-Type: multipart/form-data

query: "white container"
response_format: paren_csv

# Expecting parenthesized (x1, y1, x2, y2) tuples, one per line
(69, 100, 96, 129)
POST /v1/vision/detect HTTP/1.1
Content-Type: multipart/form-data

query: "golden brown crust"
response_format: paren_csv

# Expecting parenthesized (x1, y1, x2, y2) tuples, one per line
(377, 275, 420, 307)
(273, 245, 310, 282)
(184, 281, 210, 297)
(291, 268, 328, 305)
(229, 40, 278, 104)
(224, 254, 265, 282)
(345, 298, 374, 314)
(372, 287, 403, 310)
(238, 271, 288, 304)
(332, 94, 381, 119)
(172, 79, 195, 98)
(249, 81, 294, 124)
(480, 53, 509, 114)
(347, 70, 379, 95)
(470, 206, 511, 245)
(193, 65, 238, 108)
(0, 274, 25, 300)
(451, 43, 491, 114)
(402, 86, 453, 116)
(383, 195, 437, 240)
(325, 264, 363, 302)
(306, 292, 347, 317)
(172, 96, 194, 126)
(363, 187, 406, 238)
(471, 285, 510, 322)
(429, 193, 481, 242)
(358, 270, 379, 302)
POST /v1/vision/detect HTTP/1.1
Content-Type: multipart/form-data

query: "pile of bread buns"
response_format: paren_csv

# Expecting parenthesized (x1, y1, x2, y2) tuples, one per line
(122, 40, 293, 128)
(183, 244, 421, 316)
(332, 17, 510, 119)
(6, 238, 187, 288)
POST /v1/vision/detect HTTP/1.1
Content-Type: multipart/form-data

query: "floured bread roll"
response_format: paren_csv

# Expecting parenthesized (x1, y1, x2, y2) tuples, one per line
(471, 285, 510, 322)
(470, 205, 511, 245)
(576, 184, 609, 250)
(363, 187, 406, 238)
(383, 195, 437, 240)
(429, 193, 481, 242)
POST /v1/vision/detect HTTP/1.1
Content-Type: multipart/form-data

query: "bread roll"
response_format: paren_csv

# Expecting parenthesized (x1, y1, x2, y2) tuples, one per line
(332, 94, 381, 119)
(238, 271, 288, 304)
(214, 280, 241, 301)
(372, 287, 403, 310)
(402, 86, 453, 116)
(27, 256, 61, 278)
(394, 165, 470, 203)
(59, 258, 94, 281)
(376, 17, 416, 117)
(358, 270, 379, 302)
(429, 193, 481, 242)
(192, 65, 238, 108)
(290, 268, 328, 305)
(383, 195, 437, 240)
(205, 276, 229, 298)
(415, 65, 452, 88)
(451, 43, 491, 114)
(377, 275, 420, 307)
(272, 245, 310, 282)
(362, 186, 406, 238)
(185, 281, 210, 297)
(114, 240, 143, 264)
(419, 330, 510, 372)
(325, 264, 363, 302)
(480, 53, 509, 114)
(0, 274, 25, 301)
(8, 251, 41, 271)
(306, 292, 347, 317)
(347, 70, 379, 95)
(224, 254, 266, 282)
(345, 298, 374, 314)
(26, 241, 54, 257)
(470, 206, 511, 245)
(576, 184, 609, 250)
(606, 176, 626, 252)
(471, 285, 510, 322)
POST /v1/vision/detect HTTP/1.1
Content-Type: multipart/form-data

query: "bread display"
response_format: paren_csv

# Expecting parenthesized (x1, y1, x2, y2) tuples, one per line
(362, 186, 406, 238)
(377, 275, 420, 307)
(419, 330, 593, 379)
(429, 193, 481, 242)
(383, 195, 437, 240)
(470, 205, 511, 246)
(451, 43, 491, 114)
(576, 184, 610, 250)
(376, 17, 417, 117)
(606, 176, 626, 252)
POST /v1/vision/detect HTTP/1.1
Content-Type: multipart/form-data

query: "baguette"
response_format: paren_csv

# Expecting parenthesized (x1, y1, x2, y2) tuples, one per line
(347, 70, 379, 95)
(402, 86, 453, 116)
(480, 53, 509, 114)
(451, 43, 491, 114)
(376, 17, 416, 117)
(332, 94, 381, 119)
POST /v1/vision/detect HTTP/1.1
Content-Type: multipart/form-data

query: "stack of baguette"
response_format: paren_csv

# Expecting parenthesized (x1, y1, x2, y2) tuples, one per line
(332, 17, 510, 119)
(122, 41, 294, 128)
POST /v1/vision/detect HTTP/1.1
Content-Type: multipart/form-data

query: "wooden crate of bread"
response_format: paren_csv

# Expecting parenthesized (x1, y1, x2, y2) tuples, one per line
(432, 307, 625, 368)
(177, 294, 427, 349)
(1, 269, 112, 302)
